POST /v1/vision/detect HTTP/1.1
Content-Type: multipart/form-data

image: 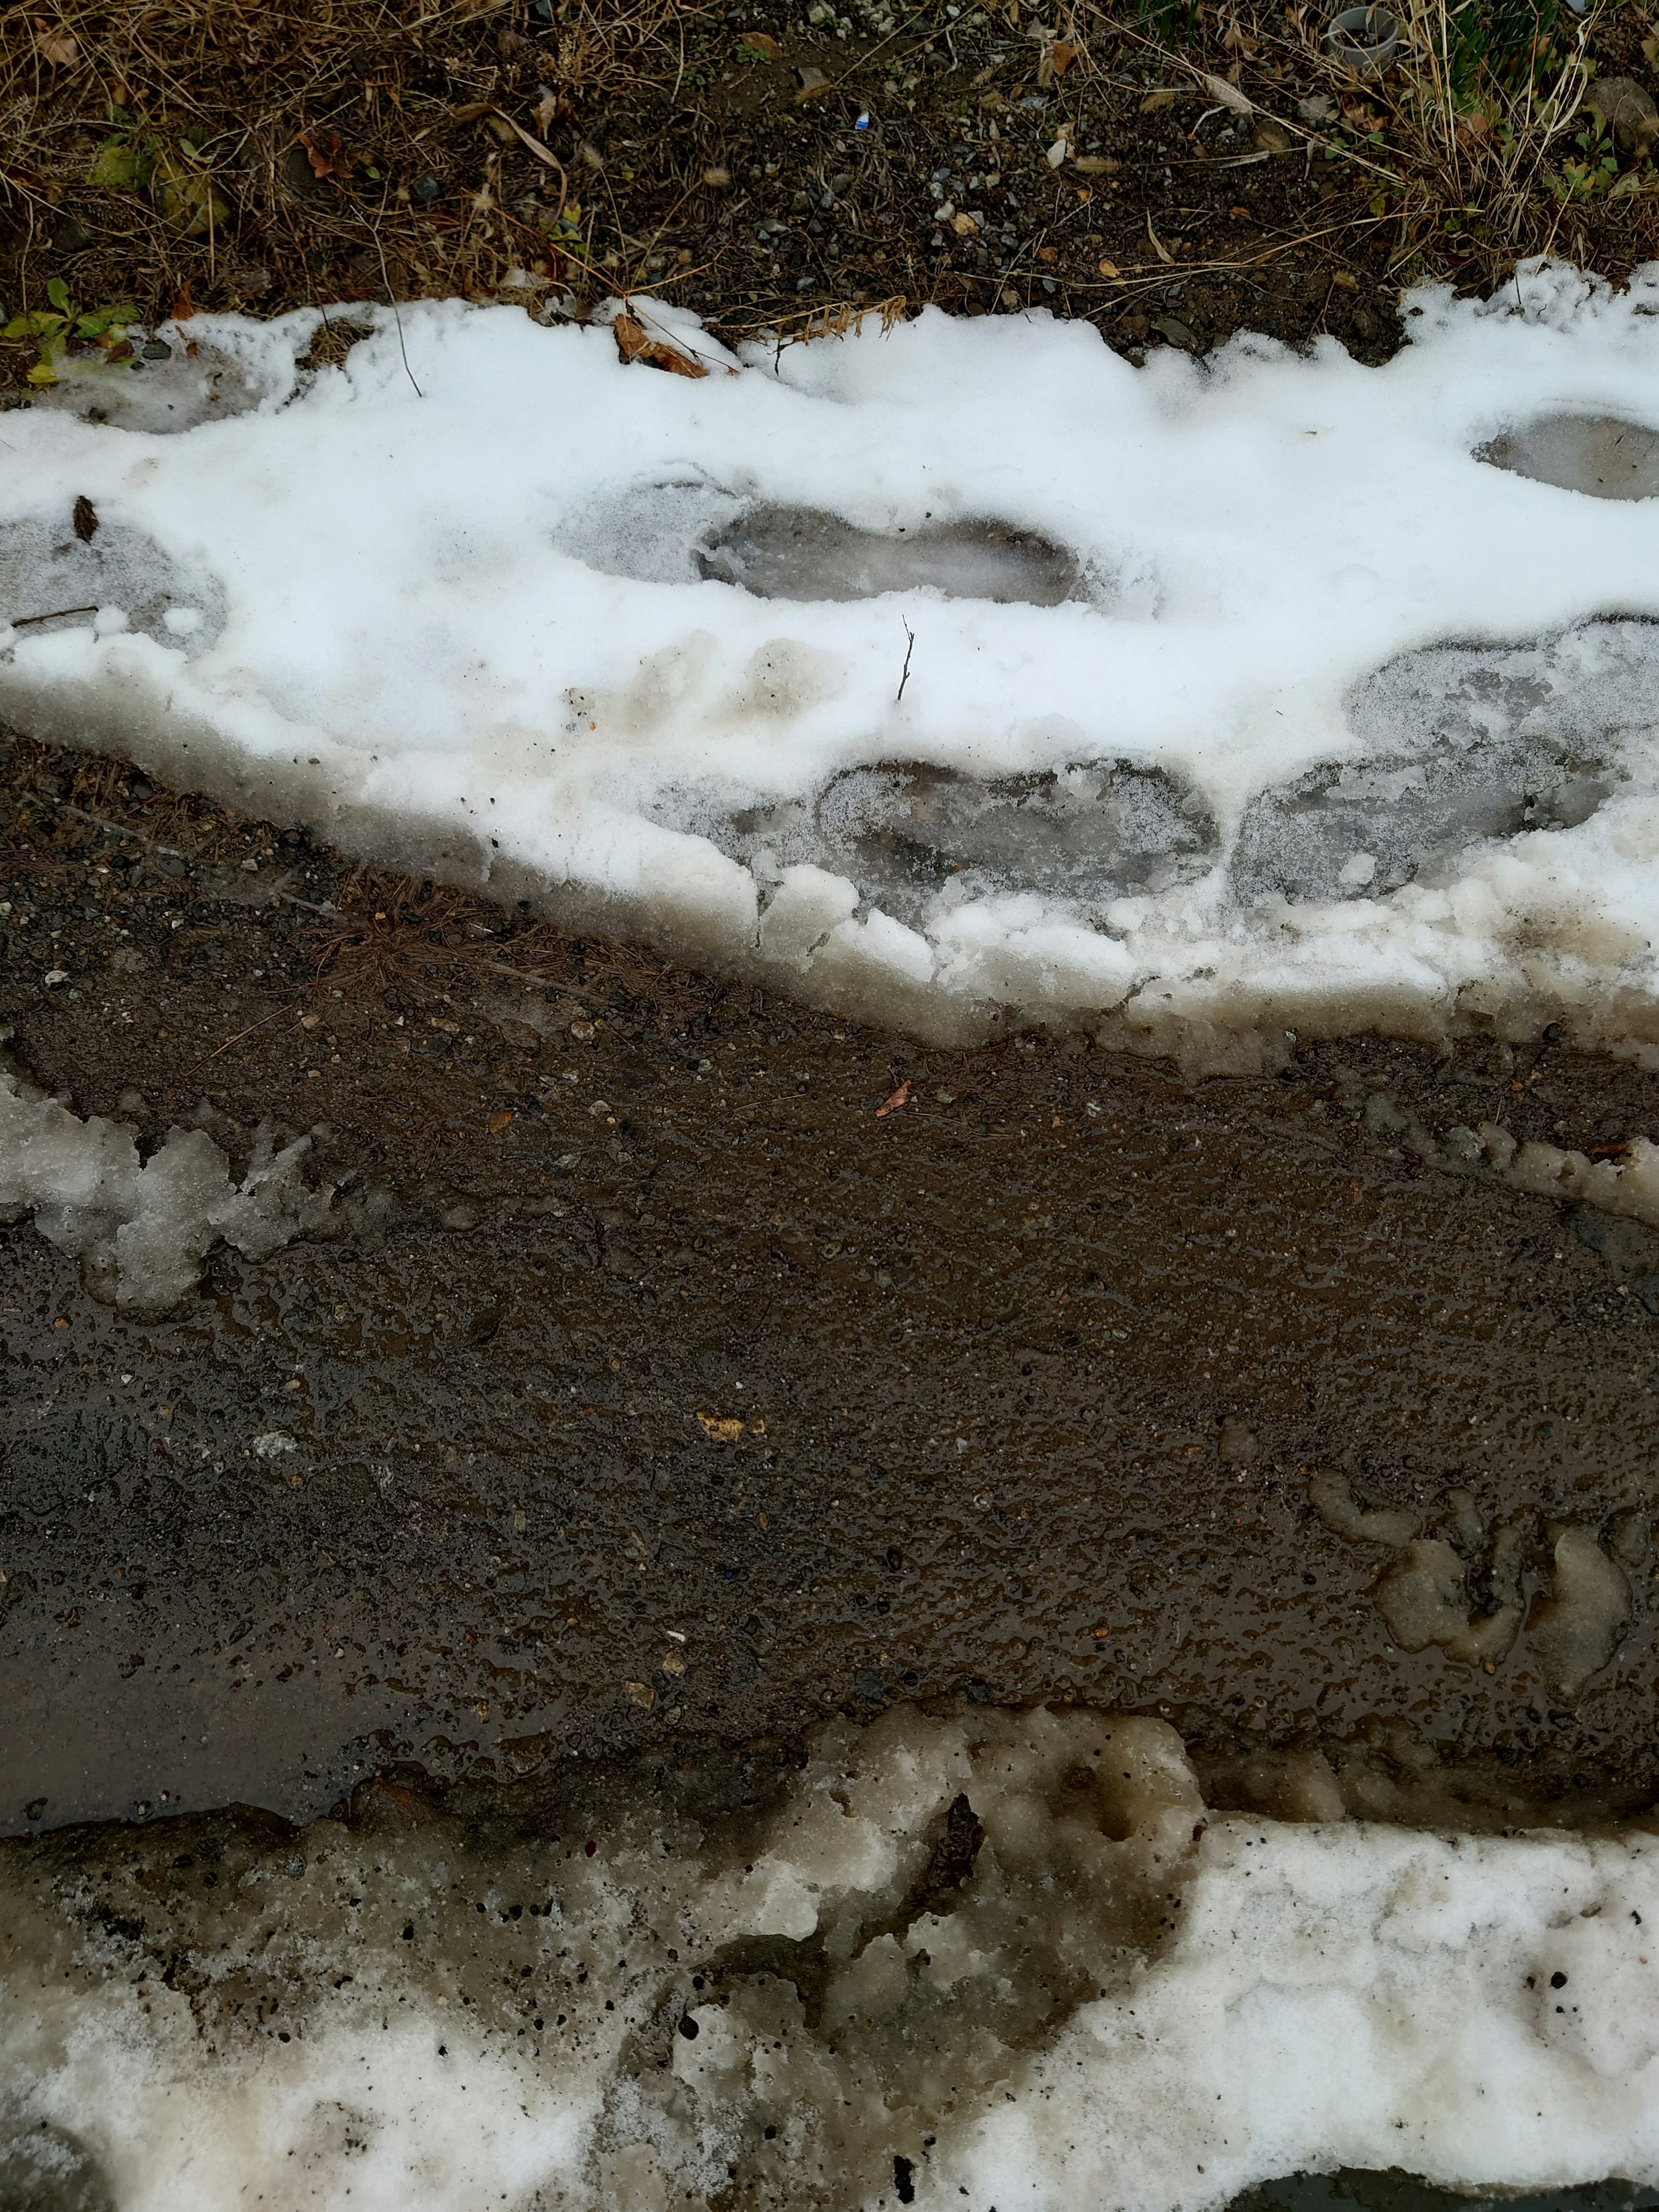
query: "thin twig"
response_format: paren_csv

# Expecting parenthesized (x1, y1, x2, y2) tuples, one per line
(371, 191, 423, 399)
(10, 605, 98, 626)
(896, 620, 915, 705)
(187, 1003, 305, 1073)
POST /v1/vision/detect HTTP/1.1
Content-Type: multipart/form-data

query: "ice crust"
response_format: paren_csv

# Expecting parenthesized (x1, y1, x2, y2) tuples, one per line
(3, 1706, 1659, 2212)
(0, 1063, 342, 1308)
(10, 263, 1659, 1050)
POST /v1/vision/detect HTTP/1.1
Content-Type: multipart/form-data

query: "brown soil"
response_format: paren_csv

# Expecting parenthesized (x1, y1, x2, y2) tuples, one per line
(6, 1, 1659, 392)
(5, 729, 1659, 1836)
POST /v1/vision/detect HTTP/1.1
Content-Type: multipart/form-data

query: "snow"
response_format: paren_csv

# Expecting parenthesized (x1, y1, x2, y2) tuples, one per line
(5, 259, 1659, 1053)
(0, 1050, 380, 1308)
(3, 1705, 1658, 2211)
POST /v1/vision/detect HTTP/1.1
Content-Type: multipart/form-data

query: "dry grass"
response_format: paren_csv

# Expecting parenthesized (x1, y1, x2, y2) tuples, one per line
(0, 0, 696, 330)
(312, 865, 727, 1022)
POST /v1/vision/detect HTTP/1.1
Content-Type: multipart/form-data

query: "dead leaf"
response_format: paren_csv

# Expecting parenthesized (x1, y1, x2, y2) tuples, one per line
(489, 106, 566, 178)
(1140, 86, 1188, 112)
(876, 1080, 912, 1118)
(34, 20, 77, 63)
(1198, 69, 1252, 114)
(487, 1109, 514, 1133)
(950, 210, 978, 234)
(1146, 213, 1174, 263)
(1097, 256, 1122, 277)
(1151, 314, 1197, 347)
(795, 64, 834, 102)
(697, 1412, 745, 1442)
(1222, 21, 1259, 54)
(299, 127, 350, 181)
(1074, 154, 1120, 174)
(624, 1680, 656, 1710)
(1037, 244, 1058, 262)
(73, 495, 98, 543)
(613, 311, 709, 378)
(740, 29, 782, 54)
(1036, 37, 1076, 86)
(1251, 115, 1295, 153)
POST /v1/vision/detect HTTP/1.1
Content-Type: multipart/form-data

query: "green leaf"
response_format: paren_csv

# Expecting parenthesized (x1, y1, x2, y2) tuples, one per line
(76, 304, 136, 336)
(151, 145, 230, 237)
(3, 310, 68, 340)
(46, 276, 71, 313)
(89, 133, 150, 191)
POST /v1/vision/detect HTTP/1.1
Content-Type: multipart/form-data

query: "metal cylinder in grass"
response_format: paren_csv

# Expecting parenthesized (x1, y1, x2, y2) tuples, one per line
(1326, 4, 1399, 77)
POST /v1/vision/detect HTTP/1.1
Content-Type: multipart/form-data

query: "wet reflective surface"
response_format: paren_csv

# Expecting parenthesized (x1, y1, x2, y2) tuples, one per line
(1479, 414, 1659, 500)
(696, 505, 1082, 604)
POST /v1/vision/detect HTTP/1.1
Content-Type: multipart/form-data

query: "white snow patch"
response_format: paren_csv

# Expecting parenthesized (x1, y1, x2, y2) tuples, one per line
(8, 265, 1659, 1049)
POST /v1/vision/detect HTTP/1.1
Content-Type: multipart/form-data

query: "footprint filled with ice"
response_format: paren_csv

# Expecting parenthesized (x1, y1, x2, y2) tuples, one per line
(1479, 412, 1659, 499)
(697, 504, 1083, 604)
(9, 267, 1659, 1049)
(1234, 621, 1645, 904)
(811, 756, 1218, 919)
(0, 516, 224, 656)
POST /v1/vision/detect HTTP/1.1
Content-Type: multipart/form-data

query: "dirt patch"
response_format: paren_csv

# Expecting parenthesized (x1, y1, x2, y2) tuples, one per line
(5, 728, 1659, 1834)
(5, 0, 1659, 388)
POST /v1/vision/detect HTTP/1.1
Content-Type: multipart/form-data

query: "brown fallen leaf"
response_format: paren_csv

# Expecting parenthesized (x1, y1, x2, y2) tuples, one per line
(73, 496, 98, 543)
(1251, 115, 1295, 154)
(489, 106, 566, 186)
(35, 20, 77, 63)
(950, 210, 979, 235)
(1097, 256, 1122, 278)
(795, 64, 835, 102)
(740, 29, 782, 54)
(487, 1109, 514, 1133)
(697, 1412, 745, 1442)
(299, 127, 350, 181)
(1140, 86, 1188, 112)
(1074, 154, 1120, 174)
(1037, 37, 1076, 87)
(876, 1080, 912, 1119)
(613, 311, 710, 378)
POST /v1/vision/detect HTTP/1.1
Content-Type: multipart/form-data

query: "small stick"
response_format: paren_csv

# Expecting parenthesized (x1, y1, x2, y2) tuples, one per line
(896, 620, 915, 705)
(10, 606, 98, 627)
(187, 1003, 305, 1073)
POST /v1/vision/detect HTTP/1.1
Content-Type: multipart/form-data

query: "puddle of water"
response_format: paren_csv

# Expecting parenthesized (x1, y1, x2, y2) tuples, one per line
(1479, 414, 1659, 500)
(697, 505, 1082, 604)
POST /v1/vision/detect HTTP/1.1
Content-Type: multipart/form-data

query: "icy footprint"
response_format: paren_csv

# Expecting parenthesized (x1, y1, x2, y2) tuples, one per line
(804, 757, 1219, 921)
(1234, 620, 1651, 903)
(0, 511, 224, 655)
(698, 505, 1081, 604)
(35, 340, 266, 433)
(1479, 413, 1659, 500)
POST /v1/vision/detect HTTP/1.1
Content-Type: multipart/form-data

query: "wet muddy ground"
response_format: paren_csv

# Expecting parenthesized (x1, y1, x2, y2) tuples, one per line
(4, 731, 1659, 1837)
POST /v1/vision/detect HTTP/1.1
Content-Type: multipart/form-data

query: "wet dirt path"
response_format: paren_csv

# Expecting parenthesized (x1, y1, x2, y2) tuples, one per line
(4, 738, 1659, 1834)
